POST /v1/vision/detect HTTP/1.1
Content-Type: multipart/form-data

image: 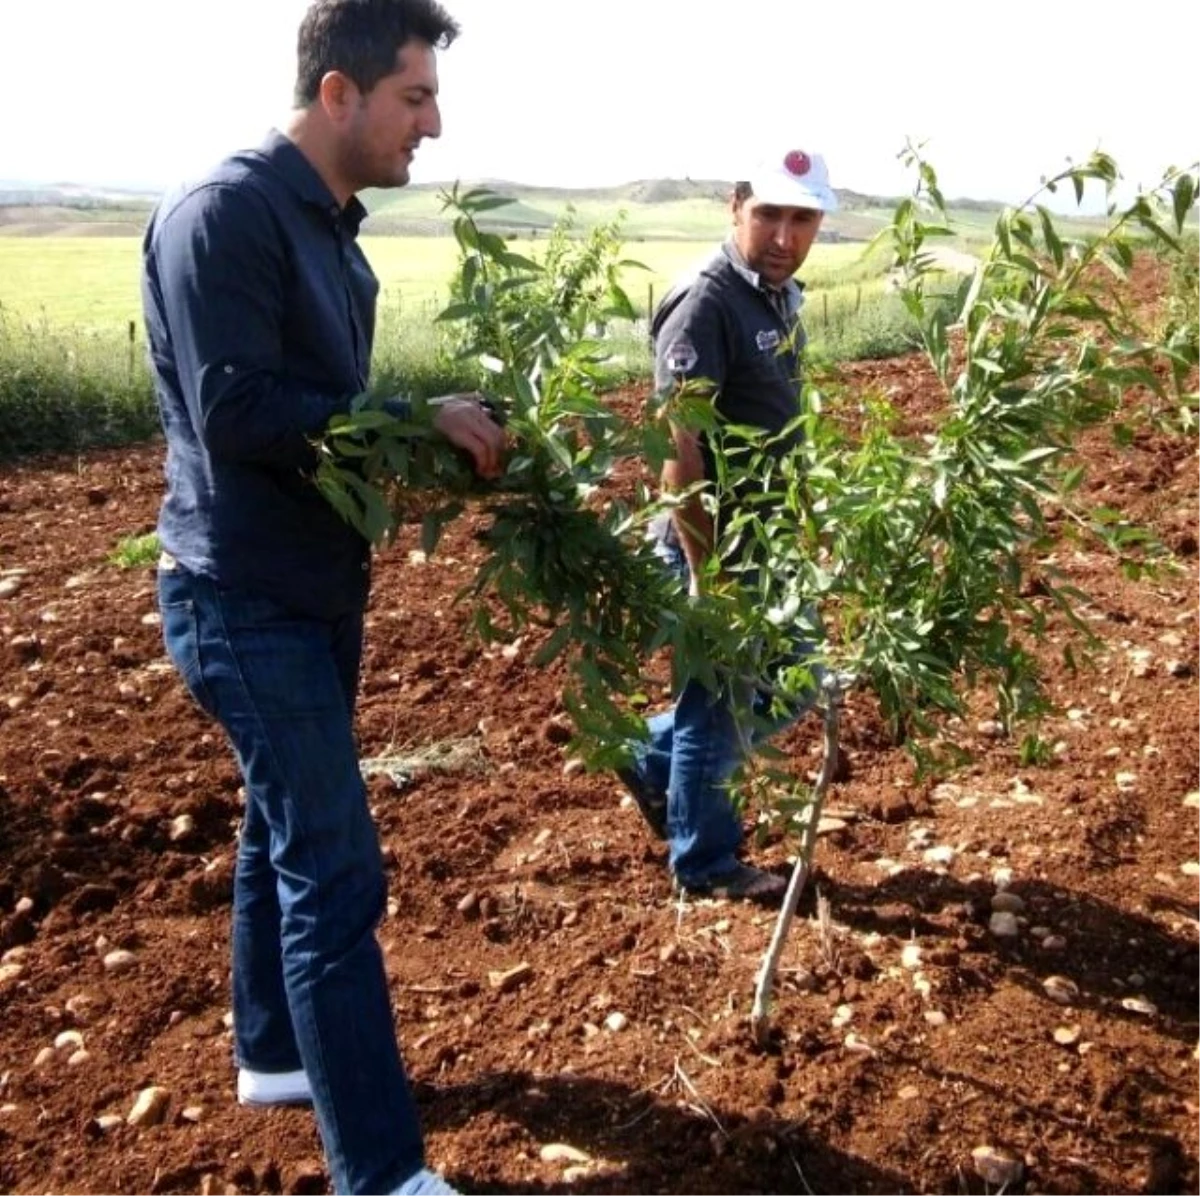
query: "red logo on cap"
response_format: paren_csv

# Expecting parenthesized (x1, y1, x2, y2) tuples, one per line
(784, 150, 811, 177)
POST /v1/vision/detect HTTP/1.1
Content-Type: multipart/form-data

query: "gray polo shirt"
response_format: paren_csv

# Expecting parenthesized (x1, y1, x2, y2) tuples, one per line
(651, 240, 807, 541)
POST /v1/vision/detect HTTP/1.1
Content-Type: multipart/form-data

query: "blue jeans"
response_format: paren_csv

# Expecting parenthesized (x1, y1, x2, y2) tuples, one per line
(158, 566, 427, 1196)
(630, 536, 822, 887)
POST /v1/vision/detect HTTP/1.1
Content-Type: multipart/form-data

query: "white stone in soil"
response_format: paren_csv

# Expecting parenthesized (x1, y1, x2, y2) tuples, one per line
(169, 814, 195, 842)
(1043, 975, 1080, 1005)
(540, 1143, 592, 1164)
(989, 911, 1020, 938)
(1120, 995, 1157, 1016)
(991, 891, 1025, 914)
(971, 1145, 1024, 1188)
(127, 1086, 171, 1127)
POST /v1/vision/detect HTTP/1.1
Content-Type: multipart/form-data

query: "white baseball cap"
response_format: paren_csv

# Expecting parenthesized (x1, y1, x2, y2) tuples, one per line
(743, 148, 838, 213)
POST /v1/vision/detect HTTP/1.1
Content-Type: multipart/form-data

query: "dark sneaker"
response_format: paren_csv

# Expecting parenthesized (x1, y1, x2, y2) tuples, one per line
(616, 766, 668, 840)
(674, 863, 788, 906)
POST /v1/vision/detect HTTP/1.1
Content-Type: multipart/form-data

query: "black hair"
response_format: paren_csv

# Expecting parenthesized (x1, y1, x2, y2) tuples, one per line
(295, 0, 460, 105)
(733, 182, 753, 202)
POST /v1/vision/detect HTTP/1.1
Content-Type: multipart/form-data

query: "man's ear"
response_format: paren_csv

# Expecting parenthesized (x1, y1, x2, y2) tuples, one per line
(317, 70, 360, 123)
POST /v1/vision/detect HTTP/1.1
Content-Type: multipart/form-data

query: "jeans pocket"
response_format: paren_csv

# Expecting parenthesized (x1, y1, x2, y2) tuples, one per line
(159, 576, 217, 718)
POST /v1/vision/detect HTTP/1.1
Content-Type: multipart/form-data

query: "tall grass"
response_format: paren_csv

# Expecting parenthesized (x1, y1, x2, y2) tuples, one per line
(0, 305, 157, 461)
(806, 283, 917, 361)
(1160, 230, 1198, 349)
(0, 242, 935, 462)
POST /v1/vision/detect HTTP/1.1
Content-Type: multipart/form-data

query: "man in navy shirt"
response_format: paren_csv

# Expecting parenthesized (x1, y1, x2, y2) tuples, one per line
(142, 3, 502, 1193)
(619, 147, 837, 905)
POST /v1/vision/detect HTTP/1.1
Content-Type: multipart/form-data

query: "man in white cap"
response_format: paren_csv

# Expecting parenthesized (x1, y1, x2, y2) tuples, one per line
(617, 147, 837, 904)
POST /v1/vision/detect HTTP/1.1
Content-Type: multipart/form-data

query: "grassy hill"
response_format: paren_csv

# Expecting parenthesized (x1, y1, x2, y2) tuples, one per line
(0, 176, 999, 242)
(2, 176, 1117, 248)
(357, 177, 918, 241)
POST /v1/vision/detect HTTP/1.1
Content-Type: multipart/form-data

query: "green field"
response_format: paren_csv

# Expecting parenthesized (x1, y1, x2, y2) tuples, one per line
(361, 186, 747, 241)
(0, 236, 878, 333)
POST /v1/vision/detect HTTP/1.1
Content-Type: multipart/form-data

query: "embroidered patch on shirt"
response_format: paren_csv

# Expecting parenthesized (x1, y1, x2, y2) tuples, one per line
(756, 329, 781, 352)
(664, 336, 699, 374)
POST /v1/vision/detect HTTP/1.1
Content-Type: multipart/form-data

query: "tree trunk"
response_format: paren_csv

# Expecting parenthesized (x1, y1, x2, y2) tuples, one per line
(750, 677, 843, 1046)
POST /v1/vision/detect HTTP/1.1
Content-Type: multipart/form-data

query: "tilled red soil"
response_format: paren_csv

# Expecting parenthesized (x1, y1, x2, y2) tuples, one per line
(0, 259, 1196, 1195)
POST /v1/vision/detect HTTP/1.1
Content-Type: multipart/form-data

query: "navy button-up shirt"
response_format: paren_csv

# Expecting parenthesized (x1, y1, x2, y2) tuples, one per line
(141, 129, 379, 618)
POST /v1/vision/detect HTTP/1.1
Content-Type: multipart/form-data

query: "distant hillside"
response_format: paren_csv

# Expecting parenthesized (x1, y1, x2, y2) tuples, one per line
(0, 176, 1008, 242)
(0, 182, 158, 207)
(0, 183, 156, 237)
(359, 176, 938, 241)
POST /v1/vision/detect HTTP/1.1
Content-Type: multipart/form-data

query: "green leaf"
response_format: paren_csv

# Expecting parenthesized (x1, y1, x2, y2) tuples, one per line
(1036, 205, 1064, 270)
(531, 624, 572, 668)
(435, 303, 479, 323)
(1060, 465, 1086, 494)
(932, 473, 948, 509)
(1172, 172, 1197, 233)
(1017, 446, 1061, 465)
(465, 194, 516, 212)
(497, 251, 540, 271)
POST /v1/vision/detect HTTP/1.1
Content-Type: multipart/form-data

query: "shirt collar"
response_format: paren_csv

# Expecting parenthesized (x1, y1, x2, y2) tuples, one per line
(257, 128, 368, 235)
(721, 238, 805, 314)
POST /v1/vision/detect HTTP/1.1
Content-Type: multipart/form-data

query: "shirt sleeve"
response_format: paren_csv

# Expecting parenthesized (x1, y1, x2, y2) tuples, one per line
(652, 284, 729, 397)
(144, 183, 351, 470)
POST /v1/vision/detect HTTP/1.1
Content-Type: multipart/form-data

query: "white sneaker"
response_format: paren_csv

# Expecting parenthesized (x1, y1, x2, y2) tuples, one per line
(391, 1168, 460, 1195)
(236, 1067, 312, 1107)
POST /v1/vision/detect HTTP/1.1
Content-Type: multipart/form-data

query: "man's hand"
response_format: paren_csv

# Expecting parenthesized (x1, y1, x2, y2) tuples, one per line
(430, 394, 506, 479)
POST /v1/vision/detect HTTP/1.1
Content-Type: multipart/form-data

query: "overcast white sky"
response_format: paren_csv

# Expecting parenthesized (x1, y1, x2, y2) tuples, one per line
(3, 0, 1197, 210)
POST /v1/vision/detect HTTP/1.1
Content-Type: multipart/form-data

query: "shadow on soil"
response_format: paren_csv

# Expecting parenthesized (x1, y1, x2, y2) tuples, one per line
(418, 1069, 913, 1195)
(822, 869, 1199, 1043)
(415, 1070, 1171, 1190)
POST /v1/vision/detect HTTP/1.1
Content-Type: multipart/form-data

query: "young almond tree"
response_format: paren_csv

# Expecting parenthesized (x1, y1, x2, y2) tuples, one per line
(313, 155, 1198, 1044)
(720, 147, 1198, 1040)
(314, 193, 688, 755)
